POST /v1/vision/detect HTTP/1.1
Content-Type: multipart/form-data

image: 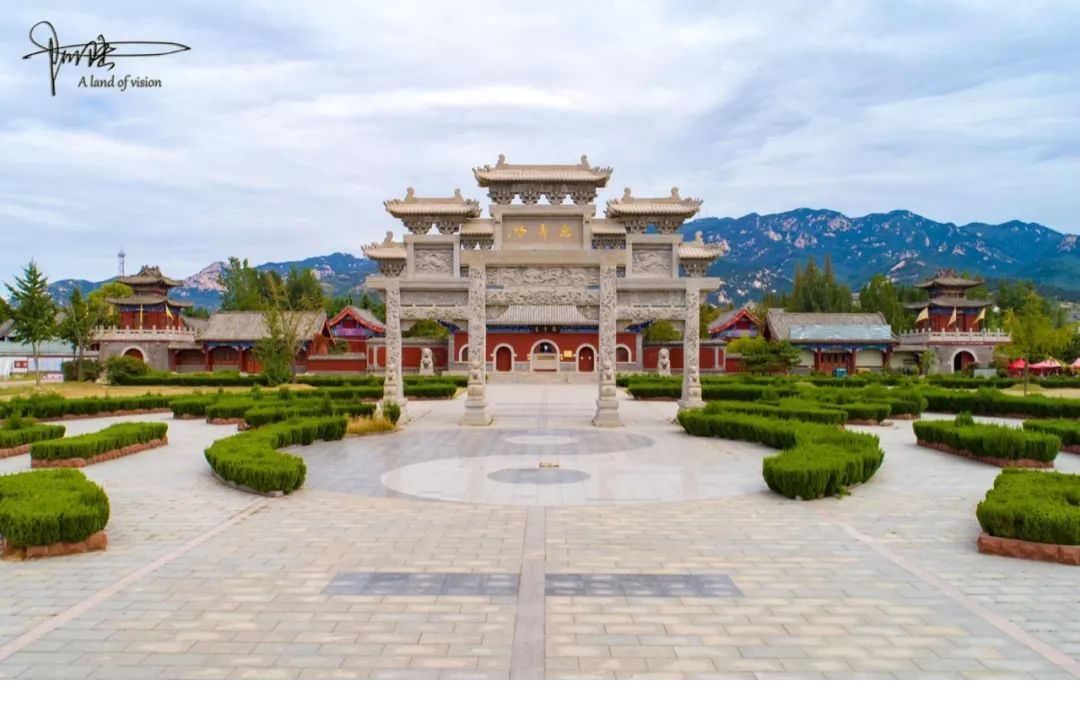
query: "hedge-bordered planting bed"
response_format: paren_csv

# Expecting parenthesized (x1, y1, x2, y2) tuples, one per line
(30, 422, 169, 467)
(677, 410, 884, 499)
(204, 415, 347, 495)
(1021, 419, 1080, 453)
(976, 469, 1080, 552)
(922, 388, 1080, 418)
(913, 414, 1060, 466)
(704, 400, 847, 425)
(243, 400, 376, 428)
(0, 393, 174, 420)
(0, 469, 110, 555)
(0, 419, 65, 457)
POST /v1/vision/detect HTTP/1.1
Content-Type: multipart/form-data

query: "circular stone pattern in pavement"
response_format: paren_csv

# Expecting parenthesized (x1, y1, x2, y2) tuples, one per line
(488, 467, 590, 485)
(504, 435, 579, 446)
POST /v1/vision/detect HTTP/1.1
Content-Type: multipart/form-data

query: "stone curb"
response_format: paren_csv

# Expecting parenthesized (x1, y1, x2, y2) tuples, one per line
(1, 531, 108, 561)
(31, 438, 169, 469)
(0, 443, 31, 459)
(916, 438, 1053, 468)
(977, 532, 1080, 566)
(209, 469, 285, 498)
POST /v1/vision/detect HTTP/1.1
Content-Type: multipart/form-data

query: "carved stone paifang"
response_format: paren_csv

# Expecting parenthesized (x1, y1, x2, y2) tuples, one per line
(463, 265, 491, 425)
(631, 248, 673, 277)
(413, 248, 455, 277)
(382, 279, 408, 419)
(404, 218, 434, 234)
(436, 219, 463, 234)
(679, 288, 705, 410)
(594, 265, 622, 427)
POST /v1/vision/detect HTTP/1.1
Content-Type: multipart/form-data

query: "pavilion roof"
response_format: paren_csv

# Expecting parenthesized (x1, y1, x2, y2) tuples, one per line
(904, 297, 991, 310)
(383, 188, 481, 217)
(472, 154, 612, 186)
(201, 311, 327, 342)
(766, 309, 895, 344)
(107, 294, 192, 308)
(117, 265, 182, 287)
(591, 219, 626, 235)
(914, 270, 984, 290)
(488, 304, 595, 326)
(328, 305, 385, 333)
(459, 219, 495, 236)
(362, 232, 407, 261)
(606, 187, 703, 217)
(708, 306, 759, 334)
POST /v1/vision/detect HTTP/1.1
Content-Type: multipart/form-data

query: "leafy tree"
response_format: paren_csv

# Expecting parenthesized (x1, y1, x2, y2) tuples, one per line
(699, 304, 720, 339)
(5, 261, 58, 386)
(0, 295, 10, 322)
(255, 274, 307, 385)
(86, 281, 134, 327)
(184, 306, 211, 319)
(285, 267, 326, 311)
(858, 275, 913, 332)
(404, 319, 449, 339)
(643, 320, 681, 343)
(220, 257, 267, 311)
(57, 287, 94, 381)
(1002, 288, 1076, 394)
(727, 336, 800, 374)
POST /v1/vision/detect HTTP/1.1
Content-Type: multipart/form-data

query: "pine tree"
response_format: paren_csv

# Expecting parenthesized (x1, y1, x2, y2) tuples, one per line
(6, 261, 58, 386)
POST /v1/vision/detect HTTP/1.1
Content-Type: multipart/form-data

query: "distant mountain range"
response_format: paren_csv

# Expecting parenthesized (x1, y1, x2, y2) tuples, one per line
(46, 210, 1080, 308)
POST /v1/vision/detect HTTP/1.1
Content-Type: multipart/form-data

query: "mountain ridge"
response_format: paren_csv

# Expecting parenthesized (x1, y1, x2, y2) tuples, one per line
(44, 210, 1079, 308)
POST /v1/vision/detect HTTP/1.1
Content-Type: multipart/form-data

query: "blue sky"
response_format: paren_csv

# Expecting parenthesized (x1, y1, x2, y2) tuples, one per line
(2, 0, 1079, 284)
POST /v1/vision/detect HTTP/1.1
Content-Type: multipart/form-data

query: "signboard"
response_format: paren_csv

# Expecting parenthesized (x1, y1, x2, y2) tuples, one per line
(502, 218, 581, 249)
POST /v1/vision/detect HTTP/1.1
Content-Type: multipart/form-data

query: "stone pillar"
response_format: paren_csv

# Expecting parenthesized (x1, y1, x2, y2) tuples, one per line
(593, 264, 622, 426)
(383, 279, 407, 418)
(679, 284, 705, 409)
(462, 265, 491, 425)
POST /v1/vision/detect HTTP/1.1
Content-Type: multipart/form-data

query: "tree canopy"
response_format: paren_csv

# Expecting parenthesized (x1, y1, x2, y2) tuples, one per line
(5, 261, 57, 386)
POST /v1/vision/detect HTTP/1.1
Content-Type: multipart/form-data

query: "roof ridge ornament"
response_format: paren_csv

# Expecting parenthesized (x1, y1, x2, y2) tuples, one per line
(622, 187, 633, 201)
(496, 153, 507, 168)
(579, 154, 590, 168)
(670, 187, 681, 200)
(404, 187, 415, 201)
(382, 231, 395, 245)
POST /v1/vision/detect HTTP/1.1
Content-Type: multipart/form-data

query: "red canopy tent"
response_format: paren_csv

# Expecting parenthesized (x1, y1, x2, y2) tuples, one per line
(1008, 358, 1027, 377)
(1072, 357, 1080, 369)
(1029, 358, 1063, 376)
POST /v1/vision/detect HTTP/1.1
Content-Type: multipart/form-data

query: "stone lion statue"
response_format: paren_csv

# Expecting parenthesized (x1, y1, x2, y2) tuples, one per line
(420, 347, 433, 373)
(657, 348, 671, 377)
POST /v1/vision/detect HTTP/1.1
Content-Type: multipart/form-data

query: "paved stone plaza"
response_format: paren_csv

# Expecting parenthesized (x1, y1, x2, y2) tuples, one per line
(2, 385, 1080, 679)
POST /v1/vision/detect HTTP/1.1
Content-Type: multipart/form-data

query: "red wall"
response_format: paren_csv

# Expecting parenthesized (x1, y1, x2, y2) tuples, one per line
(118, 309, 184, 330)
(307, 357, 367, 373)
(450, 332, 637, 363)
(641, 345, 724, 371)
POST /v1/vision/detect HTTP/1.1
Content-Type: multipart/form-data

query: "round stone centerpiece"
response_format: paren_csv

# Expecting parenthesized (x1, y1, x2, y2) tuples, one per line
(488, 468, 589, 485)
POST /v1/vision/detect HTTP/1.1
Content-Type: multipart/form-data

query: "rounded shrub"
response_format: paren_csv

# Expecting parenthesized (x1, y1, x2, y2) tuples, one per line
(0, 469, 110, 548)
(977, 469, 1080, 545)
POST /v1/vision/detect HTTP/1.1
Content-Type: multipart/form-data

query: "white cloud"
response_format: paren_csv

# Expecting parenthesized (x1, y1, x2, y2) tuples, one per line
(0, 0, 1078, 284)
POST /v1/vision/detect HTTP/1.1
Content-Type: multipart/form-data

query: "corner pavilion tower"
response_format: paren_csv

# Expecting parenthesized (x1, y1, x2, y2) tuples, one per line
(363, 155, 723, 426)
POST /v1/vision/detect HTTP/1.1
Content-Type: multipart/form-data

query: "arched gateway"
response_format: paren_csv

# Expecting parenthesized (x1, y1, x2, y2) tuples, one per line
(363, 155, 723, 426)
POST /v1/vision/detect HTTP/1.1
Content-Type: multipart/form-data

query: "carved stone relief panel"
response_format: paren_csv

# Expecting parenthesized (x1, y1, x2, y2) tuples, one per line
(618, 290, 685, 308)
(413, 247, 454, 276)
(488, 267, 599, 286)
(631, 248, 673, 276)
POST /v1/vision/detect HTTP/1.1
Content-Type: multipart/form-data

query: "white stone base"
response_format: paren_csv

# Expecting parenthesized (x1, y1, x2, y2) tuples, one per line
(593, 397, 622, 427)
(677, 396, 706, 410)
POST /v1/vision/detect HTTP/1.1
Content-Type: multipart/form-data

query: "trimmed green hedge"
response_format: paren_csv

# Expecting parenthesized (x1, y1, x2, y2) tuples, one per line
(923, 388, 1080, 418)
(114, 371, 265, 387)
(0, 393, 173, 420)
(1021, 419, 1080, 447)
(818, 402, 890, 423)
(976, 469, 1080, 546)
(243, 400, 376, 428)
(169, 394, 226, 417)
(1034, 376, 1080, 389)
(705, 400, 847, 425)
(404, 383, 456, 398)
(0, 421, 65, 449)
(30, 422, 169, 462)
(927, 376, 1015, 389)
(677, 411, 883, 499)
(913, 416, 1060, 462)
(205, 398, 261, 420)
(0, 469, 110, 548)
(204, 415, 347, 494)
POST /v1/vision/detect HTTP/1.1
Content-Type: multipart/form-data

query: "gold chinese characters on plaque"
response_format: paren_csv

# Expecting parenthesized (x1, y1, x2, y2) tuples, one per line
(503, 219, 580, 247)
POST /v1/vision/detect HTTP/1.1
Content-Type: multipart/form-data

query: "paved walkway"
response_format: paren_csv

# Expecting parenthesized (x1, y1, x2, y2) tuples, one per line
(1, 388, 1079, 679)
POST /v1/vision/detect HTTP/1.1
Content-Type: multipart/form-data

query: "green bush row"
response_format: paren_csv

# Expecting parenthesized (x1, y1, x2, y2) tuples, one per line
(1033, 376, 1080, 389)
(922, 388, 1080, 418)
(676, 411, 883, 499)
(704, 400, 848, 425)
(30, 422, 169, 461)
(0, 422, 65, 449)
(976, 469, 1080, 546)
(926, 376, 1015, 389)
(169, 394, 224, 417)
(1021, 419, 1080, 447)
(61, 359, 103, 382)
(119, 372, 266, 387)
(205, 398, 261, 420)
(243, 400, 376, 427)
(0, 469, 110, 548)
(817, 402, 890, 422)
(203, 415, 347, 494)
(913, 416, 1060, 462)
(0, 393, 173, 420)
